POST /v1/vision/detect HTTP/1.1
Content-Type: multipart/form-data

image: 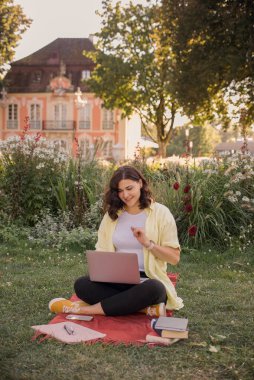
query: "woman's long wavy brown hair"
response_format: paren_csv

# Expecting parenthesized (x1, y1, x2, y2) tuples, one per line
(104, 165, 152, 220)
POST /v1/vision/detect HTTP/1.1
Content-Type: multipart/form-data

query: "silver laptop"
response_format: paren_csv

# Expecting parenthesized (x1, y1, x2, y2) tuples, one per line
(86, 250, 148, 284)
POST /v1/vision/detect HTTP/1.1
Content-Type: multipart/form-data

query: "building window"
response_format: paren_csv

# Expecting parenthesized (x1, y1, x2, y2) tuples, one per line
(30, 104, 41, 129)
(102, 139, 113, 158)
(54, 104, 67, 129)
(81, 70, 91, 80)
(32, 71, 42, 83)
(7, 104, 18, 129)
(102, 109, 114, 130)
(55, 103, 67, 120)
(79, 104, 91, 129)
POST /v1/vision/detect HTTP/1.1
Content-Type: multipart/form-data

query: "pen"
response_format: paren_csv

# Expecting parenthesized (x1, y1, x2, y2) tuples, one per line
(64, 324, 75, 335)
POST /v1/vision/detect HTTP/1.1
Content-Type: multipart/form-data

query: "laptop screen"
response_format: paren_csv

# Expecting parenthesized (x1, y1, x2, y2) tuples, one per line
(86, 250, 144, 284)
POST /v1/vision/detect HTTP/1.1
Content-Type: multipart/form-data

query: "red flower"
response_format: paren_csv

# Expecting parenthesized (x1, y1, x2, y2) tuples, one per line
(183, 184, 191, 193)
(184, 203, 193, 213)
(188, 225, 197, 236)
(173, 182, 180, 190)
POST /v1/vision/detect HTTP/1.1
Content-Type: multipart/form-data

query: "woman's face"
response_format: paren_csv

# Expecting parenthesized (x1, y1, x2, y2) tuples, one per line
(117, 178, 142, 210)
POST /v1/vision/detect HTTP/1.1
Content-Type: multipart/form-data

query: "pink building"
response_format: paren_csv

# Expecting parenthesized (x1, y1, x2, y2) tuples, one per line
(0, 37, 141, 160)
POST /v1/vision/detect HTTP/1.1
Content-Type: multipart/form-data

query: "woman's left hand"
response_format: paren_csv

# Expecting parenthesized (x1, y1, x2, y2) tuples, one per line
(131, 227, 150, 248)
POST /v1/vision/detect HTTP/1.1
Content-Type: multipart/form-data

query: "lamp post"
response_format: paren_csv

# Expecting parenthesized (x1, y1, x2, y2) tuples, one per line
(184, 126, 193, 156)
(185, 128, 190, 155)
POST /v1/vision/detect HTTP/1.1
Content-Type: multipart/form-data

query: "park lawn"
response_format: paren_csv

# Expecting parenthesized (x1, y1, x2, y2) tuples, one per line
(0, 241, 253, 380)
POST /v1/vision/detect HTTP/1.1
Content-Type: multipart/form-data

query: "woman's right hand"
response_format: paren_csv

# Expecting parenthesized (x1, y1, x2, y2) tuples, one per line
(131, 227, 150, 248)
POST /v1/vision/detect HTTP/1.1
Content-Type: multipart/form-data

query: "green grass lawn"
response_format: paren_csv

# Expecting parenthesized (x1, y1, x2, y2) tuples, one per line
(1, 241, 254, 380)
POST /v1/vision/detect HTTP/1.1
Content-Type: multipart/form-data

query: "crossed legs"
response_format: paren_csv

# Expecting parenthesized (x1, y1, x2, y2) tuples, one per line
(74, 276, 167, 316)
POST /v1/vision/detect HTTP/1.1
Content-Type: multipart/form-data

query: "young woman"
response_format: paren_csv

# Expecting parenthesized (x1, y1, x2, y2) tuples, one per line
(49, 165, 183, 316)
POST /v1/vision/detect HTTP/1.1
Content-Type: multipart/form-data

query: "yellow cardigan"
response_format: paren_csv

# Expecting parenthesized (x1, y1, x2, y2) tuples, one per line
(95, 202, 184, 310)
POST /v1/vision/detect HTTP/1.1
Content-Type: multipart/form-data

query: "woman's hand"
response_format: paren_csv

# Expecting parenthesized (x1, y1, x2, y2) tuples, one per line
(131, 227, 150, 248)
(131, 226, 180, 265)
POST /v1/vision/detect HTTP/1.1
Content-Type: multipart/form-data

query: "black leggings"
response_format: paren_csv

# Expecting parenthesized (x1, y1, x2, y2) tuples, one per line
(74, 276, 167, 316)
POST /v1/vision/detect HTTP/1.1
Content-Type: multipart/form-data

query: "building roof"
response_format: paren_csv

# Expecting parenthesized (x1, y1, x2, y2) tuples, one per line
(4, 38, 95, 93)
(12, 38, 95, 67)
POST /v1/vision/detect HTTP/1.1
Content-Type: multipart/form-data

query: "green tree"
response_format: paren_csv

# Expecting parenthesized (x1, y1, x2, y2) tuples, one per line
(0, 0, 31, 75)
(164, 0, 254, 127)
(86, 0, 183, 157)
(166, 124, 221, 157)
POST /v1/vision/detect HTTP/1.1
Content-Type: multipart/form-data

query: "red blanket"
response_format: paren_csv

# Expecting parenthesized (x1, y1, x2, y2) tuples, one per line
(33, 273, 179, 346)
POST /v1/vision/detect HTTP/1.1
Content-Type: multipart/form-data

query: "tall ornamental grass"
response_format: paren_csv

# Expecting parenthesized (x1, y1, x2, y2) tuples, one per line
(51, 158, 111, 226)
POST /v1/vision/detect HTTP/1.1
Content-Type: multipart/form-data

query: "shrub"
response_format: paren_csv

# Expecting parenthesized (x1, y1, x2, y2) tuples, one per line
(0, 134, 67, 225)
(0, 210, 29, 244)
(29, 210, 97, 250)
(150, 154, 254, 250)
(222, 151, 254, 214)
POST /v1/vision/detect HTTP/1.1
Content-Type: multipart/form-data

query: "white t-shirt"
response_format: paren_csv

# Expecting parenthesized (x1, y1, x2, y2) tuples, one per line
(112, 210, 147, 271)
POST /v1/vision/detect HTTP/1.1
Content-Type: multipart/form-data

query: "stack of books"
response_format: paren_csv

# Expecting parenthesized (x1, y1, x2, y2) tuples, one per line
(154, 316, 189, 339)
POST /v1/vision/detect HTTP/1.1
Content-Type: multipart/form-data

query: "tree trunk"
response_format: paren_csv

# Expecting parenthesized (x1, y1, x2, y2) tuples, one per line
(157, 141, 167, 157)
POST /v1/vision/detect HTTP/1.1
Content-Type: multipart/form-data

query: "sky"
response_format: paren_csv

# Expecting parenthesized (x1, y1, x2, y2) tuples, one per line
(14, 0, 147, 61)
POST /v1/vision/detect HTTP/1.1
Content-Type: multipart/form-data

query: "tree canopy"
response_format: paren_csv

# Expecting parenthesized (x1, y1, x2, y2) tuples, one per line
(86, 0, 184, 157)
(165, 0, 254, 128)
(0, 0, 31, 76)
(86, 0, 254, 155)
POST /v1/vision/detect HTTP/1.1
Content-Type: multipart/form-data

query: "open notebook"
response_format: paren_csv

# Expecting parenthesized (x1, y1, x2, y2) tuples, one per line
(31, 322, 106, 344)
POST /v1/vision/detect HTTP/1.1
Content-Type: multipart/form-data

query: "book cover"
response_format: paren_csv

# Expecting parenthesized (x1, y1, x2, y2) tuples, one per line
(161, 329, 188, 339)
(155, 316, 188, 331)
